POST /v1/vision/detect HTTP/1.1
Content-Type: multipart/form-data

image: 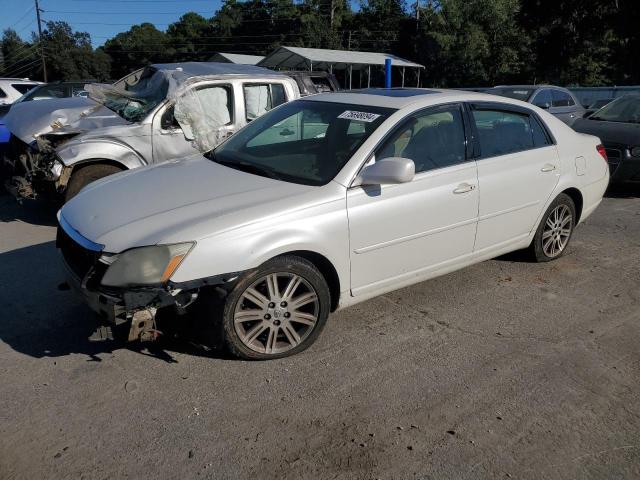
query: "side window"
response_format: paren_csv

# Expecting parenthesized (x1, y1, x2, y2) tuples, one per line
(530, 115, 552, 148)
(552, 90, 574, 107)
(472, 108, 538, 157)
(244, 83, 287, 121)
(377, 106, 467, 173)
(72, 85, 88, 97)
(532, 89, 552, 108)
(11, 83, 37, 95)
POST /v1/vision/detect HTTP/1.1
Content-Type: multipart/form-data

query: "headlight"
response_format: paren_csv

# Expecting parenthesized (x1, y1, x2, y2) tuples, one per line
(100, 242, 194, 287)
(631, 146, 640, 158)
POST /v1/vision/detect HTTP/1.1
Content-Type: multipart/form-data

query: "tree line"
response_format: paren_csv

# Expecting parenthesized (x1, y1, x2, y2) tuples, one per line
(1, 0, 638, 88)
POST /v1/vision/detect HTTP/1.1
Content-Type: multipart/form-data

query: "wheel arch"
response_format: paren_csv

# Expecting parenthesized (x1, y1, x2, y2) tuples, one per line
(274, 250, 341, 312)
(560, 187, 584, 223)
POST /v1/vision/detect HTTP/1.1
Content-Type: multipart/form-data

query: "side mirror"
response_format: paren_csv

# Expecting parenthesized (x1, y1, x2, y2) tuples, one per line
(356, 157, 415, 186)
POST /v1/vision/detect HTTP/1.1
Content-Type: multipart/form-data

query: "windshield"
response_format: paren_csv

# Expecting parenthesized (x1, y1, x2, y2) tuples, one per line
(590, 96, 640, 123)
(210, 100, 393, 185)
(90, 67, 169, 123)
(489, 88, 534, 101)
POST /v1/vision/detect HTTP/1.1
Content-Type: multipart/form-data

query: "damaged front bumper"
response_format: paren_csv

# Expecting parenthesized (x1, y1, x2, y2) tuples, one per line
(57, 224, 239, 341)
(3, 133, 77, 200)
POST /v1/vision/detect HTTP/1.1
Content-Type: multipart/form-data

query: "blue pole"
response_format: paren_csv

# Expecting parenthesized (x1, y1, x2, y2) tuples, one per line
(385, 58, 392, 88)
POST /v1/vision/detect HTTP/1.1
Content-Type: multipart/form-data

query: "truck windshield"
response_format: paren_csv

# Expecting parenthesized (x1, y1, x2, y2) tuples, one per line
(91, 68, 169, 123)
(209, 100, 394, 185)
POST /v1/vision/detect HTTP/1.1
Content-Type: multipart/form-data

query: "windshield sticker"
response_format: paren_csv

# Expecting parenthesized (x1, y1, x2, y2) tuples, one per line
(338, 110, 381, 122)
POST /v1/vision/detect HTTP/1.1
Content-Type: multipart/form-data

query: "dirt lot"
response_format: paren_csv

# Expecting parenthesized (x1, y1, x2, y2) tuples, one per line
(1, 192, 639, 480)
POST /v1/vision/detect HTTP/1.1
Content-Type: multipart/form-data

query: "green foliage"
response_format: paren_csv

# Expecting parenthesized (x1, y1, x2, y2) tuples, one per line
(0, 0, 638, 86)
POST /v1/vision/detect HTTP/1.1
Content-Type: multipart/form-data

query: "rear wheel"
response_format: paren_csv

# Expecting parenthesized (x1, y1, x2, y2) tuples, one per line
(203, 255, 331, 360)
(65, 163, 124, 202)
(530, 193, 576, 262)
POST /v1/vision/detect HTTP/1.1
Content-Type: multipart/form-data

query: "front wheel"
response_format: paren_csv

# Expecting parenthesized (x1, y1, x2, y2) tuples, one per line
(65, 163, 124, 202)
(206, 256, 331, 360)
(530, 193, 576, 262)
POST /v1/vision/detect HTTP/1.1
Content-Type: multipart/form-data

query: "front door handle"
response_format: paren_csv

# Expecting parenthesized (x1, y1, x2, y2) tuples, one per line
(453, 183, 476, 194)
(541, 163, 557, 172)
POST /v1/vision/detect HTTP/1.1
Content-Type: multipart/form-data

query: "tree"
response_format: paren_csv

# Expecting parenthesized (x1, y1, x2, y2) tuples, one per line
(415, 0, 528, 87)
(167, 13, 214, 61)
(40, 21, 111, 81)
(103, 23, 172, 80)
(1, 29, 40, 79)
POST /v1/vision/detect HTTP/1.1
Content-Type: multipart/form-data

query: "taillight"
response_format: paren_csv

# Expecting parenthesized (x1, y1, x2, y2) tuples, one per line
(597, 144, 608, 162)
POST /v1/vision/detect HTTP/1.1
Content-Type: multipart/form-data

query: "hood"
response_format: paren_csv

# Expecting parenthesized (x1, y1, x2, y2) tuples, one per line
(60, 155, 319, 253)
(573, 118, 640, 146)
(4, 96, 128, 144)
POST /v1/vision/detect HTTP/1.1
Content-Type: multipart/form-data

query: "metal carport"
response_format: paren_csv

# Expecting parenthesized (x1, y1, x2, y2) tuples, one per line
(258, 46, 424, 89)
(209, 53, 265, 65)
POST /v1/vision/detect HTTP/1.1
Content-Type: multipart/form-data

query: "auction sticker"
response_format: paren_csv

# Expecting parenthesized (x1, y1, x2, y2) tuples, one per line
(338, 110, 381, 122)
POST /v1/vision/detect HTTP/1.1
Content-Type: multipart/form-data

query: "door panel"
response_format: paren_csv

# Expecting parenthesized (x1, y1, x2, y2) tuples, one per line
(475, 146, 559, 250)
(470, 104, 560, 251)
(347, 163, 479, 295)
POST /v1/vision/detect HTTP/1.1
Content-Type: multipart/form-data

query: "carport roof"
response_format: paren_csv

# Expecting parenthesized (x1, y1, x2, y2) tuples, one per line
(209, 53, 266, 65)
(258, 46, 424, 71)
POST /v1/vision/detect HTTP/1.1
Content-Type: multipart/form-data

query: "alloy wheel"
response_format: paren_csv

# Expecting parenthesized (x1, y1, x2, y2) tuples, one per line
(542, 204, 573, 258)
(233, 272, 320, 355)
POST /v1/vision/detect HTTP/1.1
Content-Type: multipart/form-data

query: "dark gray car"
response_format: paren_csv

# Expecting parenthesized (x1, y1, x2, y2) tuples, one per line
(487, 85, 586, 126)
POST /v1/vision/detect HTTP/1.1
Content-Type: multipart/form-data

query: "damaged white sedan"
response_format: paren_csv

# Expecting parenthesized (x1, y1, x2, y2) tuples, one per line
(57, 89, 609, 359)
(4, 62, 298, 200)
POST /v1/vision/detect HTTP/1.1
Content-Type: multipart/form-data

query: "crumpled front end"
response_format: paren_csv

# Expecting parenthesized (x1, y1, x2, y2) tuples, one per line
(3, 130, 81, 200)
(56, 212, 239, 342)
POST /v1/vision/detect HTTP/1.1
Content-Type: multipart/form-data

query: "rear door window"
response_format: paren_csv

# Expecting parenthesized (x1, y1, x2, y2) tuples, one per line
(243, 83, 287, 121)
(532, 89, 552, 108)
(552, 90, 574, 107)
(471, 106, 551, 158)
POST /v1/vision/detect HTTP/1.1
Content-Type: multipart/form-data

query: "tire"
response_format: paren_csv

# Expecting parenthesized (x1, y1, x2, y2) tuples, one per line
(65, 163, 124, 202)
(529, 193, 576, 262)
(201, 255, 331, 360)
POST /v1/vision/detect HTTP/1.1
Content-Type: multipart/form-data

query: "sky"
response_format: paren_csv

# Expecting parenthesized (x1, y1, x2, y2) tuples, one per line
(0, 0, 225, 46)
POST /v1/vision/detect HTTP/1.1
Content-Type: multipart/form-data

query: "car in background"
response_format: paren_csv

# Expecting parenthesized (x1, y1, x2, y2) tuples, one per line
(487, 85, 586, 126)
(56, 88, 608, 359)
(0, 81, 91, 117)
(4, 62, 299, 201)
(573, 94, 640, 186)
(0, 78, 42, 109)
(583, 98, 613, 117)
(283, 71, 340, 96)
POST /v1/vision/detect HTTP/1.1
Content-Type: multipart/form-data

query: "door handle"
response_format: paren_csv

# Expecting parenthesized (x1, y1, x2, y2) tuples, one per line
(541, 164, 557, 172)
(453, 183, 476, 194)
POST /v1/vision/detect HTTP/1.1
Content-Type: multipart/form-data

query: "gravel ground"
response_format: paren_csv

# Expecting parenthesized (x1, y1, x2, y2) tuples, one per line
(0, 193, 639, 480)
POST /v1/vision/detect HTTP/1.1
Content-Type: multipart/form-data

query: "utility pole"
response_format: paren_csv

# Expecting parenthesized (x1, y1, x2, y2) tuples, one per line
(34, 0, 47, 82)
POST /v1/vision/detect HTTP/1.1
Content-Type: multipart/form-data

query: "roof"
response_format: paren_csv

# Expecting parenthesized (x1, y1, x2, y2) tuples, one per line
(303, 88, 484, 109)
(149, 62, 285, 81)
(209, 53, 265, 65)
(258, 46, 424, 71)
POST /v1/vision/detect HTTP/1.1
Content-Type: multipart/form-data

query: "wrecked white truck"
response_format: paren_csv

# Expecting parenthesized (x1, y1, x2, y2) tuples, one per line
(3, 63, 299, 200)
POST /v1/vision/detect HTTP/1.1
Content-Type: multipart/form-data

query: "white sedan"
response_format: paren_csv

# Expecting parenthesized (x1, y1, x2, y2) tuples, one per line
(57, 89, 609, 359)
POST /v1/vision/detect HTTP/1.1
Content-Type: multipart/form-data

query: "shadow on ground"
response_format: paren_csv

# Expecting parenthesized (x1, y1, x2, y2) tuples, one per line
(0, 240, 233, 362)
(0, 193, 60, 227)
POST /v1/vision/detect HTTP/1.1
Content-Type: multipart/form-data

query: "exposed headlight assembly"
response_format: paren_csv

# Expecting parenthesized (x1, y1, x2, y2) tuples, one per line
(100, 242, 194, 288)
(631, 146, 640, 158)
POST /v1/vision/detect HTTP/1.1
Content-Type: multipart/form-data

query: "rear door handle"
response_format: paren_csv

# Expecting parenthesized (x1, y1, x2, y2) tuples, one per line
(453, 183, 476, 194)
(541, 164, 557, 172)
